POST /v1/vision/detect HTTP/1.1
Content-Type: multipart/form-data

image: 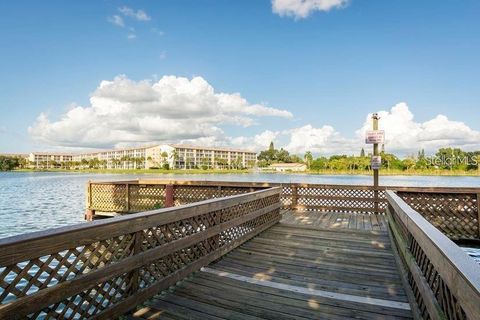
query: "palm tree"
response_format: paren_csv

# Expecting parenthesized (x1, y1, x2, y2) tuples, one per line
(170, 150, 179, 169)
(304, 151, 313, 169)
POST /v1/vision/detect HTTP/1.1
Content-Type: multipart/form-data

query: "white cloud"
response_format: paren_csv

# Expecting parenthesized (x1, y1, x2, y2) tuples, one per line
(127, 33, 136, 40)
(284, 124, 357, 155)
(272, 0, 349, 19)
(29, 75, 293, 149)
(107, 15, 125, 27)
(356, 102, 480, 155)
(119, 6, 151, 21)
(28, 91, 480, 157)
(277, 103, 480, 157)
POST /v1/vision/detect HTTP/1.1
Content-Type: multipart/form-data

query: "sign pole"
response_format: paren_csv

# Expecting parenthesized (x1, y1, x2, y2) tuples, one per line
(372, 113, 380, 214)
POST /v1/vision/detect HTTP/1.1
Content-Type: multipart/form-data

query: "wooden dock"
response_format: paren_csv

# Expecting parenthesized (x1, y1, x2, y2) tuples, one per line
(1, 181, 479, 320)
(128, 211, 412, 319)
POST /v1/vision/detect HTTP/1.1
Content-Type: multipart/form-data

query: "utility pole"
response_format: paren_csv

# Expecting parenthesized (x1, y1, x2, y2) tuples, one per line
(372, 113, 380, 214)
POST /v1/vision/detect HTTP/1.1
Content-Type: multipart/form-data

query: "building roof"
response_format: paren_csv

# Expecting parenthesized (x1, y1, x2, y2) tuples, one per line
(75, 144, 158, 155)
(269, 163, 306, 168)
(30, 152, 74, 156)
(168, 144, 256, 154)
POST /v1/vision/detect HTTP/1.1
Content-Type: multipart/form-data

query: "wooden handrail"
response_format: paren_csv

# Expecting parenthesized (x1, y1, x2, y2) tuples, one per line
(0, 187, 282, 319)
(89, 179, 480, 193)
(386, 190, 480, 320)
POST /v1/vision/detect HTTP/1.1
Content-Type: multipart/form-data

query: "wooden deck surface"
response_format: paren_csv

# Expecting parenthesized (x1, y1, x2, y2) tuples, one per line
(128, 211, 411, 319)
(281, 210, 388, 231)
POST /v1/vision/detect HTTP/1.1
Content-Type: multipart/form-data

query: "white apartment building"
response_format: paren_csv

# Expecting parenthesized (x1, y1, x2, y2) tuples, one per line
(28, 152, 73, 168)
(72, 145, 154, 169)
(61, 144, 258, 170)
(169, 144, 257, 169)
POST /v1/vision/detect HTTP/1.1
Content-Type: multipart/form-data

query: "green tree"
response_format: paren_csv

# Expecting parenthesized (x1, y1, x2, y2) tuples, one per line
(304, 151, 313, 169)
(0, 156, 20, 171)
(402, 158, 416, 171)
(170, 150, 179, 169)
(360, 148, 366, 157)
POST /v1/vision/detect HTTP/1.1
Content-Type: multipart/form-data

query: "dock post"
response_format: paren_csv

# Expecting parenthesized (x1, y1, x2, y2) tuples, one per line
(291, 185, 298, 210)
(125, 183, 130, 213)
(84, 209, 95, 221)
(165, 184, 174, 207)
(85, 180, 95, 221)
(477, 193, 480, 238)
(372, 114, 380, 214)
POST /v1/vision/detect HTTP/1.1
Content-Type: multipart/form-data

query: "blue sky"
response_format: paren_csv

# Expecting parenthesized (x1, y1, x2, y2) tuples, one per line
(1, 0, 479, 156)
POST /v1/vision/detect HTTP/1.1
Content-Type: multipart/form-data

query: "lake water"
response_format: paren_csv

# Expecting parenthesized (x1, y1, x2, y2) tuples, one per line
(1, 171, 479, 262)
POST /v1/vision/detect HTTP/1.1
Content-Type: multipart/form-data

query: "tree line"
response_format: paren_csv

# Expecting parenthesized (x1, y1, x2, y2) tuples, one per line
(2, 145, 479, 172)
(258, 143, 480, 172)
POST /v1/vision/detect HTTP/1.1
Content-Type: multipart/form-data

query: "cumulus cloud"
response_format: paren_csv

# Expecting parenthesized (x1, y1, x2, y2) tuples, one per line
(28, 91, 480, 157)
(177, 130, 281, 152)
(28, 75, 293, 149)
(118, 6, 151, 21)
(356, 102, 480, 155)
(283, 124, 357, 155)
(272, 0, 349, 19)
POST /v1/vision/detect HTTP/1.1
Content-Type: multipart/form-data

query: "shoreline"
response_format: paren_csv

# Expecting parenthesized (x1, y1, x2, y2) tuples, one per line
(8, 168, 480, 177)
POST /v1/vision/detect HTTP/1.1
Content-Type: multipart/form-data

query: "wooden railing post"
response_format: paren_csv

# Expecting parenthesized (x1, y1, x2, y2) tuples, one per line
(84, 181, 95, 221)
(165, 184, 174, 207)
(291, 185, 298, 210)
(477, 193, 480, 238)
(125, 183, 130, 212)
(128, 230, 143, 296)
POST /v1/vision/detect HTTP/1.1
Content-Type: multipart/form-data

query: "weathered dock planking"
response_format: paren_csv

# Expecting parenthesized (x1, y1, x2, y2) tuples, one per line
(128, 214, 413, 319)
(0, 180, 479, 320)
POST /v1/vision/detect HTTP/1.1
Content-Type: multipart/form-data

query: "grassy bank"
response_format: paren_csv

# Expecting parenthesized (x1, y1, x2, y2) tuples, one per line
(304, 169, 480, 177)
(12, 168, 480, 176)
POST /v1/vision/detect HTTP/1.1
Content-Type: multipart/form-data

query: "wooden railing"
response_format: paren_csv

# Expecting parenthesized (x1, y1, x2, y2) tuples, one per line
(386, 190, 480, 320)
(86, 180, 391, 215)
(86, 180, 480, 240)
(0, 187, 282, 319)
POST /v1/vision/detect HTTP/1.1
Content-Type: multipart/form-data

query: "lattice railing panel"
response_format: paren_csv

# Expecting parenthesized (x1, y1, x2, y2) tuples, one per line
(408, 236, 467, 320)
(129, 185, 166, 212)
(280, 185, 293, 208)
(293, 186, 386, 213)
(0, 234, 134, 305)
(398, 192, 478, 239)
(140, 211, 220, 251)
(138, 238, 217, 289)
(90, 184, 127, 212)
(173, 186, 253, 206)
(88, 182, 392, 215)
(0, 187, 282, 319)
(28, 272, 130, 319)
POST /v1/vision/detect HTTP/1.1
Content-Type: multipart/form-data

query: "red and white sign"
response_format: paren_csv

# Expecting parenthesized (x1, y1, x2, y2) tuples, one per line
(365, 130, 385, 144)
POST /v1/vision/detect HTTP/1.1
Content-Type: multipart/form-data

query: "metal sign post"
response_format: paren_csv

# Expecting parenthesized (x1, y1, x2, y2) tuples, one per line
(365, 114, 382, 214)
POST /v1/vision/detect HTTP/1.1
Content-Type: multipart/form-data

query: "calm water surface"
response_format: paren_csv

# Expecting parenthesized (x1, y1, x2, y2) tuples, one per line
(1, 171, 480, 239)
(1, 171, 479, 262)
